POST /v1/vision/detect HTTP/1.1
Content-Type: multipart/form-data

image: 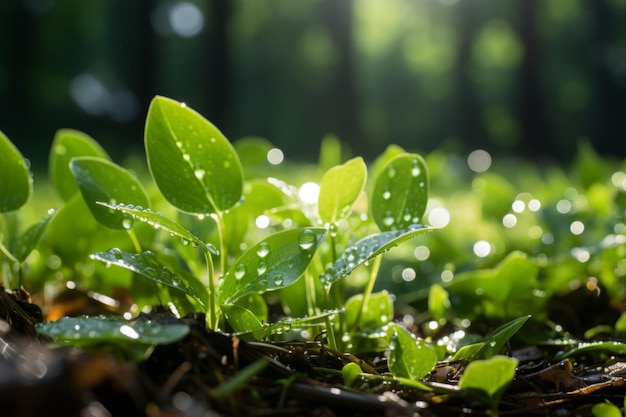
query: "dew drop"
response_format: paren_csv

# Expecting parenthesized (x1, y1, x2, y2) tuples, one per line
(234, 264, 246, 280)
(256, 242, 270, 258)
(382, 190, 391, 200)
(110, 248, 124, 259)
(298, 229, 317, 250)
(223, 160, 231, 169)
(273, 276, 284, 286)
(144, 266, 156, 276)
(182, 238, 190, 246)
(411, 162, 421, 177)
(183, 154, 191, 162)
(175, 141, 183, 148)
(194, 169, 205, 181)
(387, 165, 396, 178)
(122, 218, 133, 230)
(257, 262, 267, 275)
(383, 217, 394, 227)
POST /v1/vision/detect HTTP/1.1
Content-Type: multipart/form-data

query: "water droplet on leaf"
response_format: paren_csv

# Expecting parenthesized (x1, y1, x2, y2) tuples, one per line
(234, 264, 246, 280)
(257, 262, 267, 275)
(298, 229, 317, 250)
(194, 169, 205, 181)
(256, 242, 270, 258)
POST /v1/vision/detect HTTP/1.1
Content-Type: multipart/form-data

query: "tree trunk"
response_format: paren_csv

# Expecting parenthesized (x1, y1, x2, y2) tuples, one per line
(516, 0, 554, 158)
(322, 0, 363, 156)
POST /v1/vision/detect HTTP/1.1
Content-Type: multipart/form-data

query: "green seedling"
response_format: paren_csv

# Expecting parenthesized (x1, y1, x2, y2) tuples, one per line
(458, 355, 518, 416)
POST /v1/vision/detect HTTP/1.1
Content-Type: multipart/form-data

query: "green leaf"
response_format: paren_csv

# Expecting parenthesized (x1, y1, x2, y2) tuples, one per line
(70, 157, 150, 229)
(96, 202, 218, 255)
(0, 131, 31, 212)
(243, 309, 343, 339)
(555, 341, 626, 360)
(221, 304, 264, 334)
(428, 284, 450, 321)
(592, 402, 623, 417)
(320, 225, 433, 286)
(36, 315, 189, 362)
(446, 251, 542, 319)
(318, 157, 367, 224)
(342, 362, 362, 387)
(458, 355, 518, 399)
(387, 323, 437, 380)
(11, 208, 56, 262)
(90, 249, 208, 310)
(145, 96, 243, 214)
(344, 290, 393, 330)
(371, 153, 428, 231)
(472, 315, 530, 360)
(219, 227, 327, 304)
(49, 129, 110, 201)
(451, 342, 484, 361)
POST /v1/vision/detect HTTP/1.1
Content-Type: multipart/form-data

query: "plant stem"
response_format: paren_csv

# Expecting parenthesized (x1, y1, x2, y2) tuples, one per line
(204, 249, 217, 329)
(353, 255, 382, 330)
(211, 212, 227, 274)
(305, 271, 317, 317)
(324, 315, 338, 351)
(127, 229, 143, 253)
(208, 212, 226, 329)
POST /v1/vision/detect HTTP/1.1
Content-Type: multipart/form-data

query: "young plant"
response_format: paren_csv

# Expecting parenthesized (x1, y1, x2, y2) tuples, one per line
(35, 96, 435, 354)
(0, 131, 55, 290)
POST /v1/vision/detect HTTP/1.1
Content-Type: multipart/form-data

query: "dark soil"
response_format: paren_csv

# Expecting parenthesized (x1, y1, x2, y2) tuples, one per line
(2, 287, 626, 417)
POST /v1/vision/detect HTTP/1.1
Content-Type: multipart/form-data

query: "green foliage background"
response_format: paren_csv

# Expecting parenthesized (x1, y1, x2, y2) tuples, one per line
(2, 0, 626, 166)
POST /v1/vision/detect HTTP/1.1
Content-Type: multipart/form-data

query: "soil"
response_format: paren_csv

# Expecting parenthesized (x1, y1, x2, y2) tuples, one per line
(1, 286, 625, 417)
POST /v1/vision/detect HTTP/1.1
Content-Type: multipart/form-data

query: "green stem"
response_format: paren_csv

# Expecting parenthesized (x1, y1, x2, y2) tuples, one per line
(305, 271, 317, 317)
(209, 212, 226, 329)
(324, 315, 338, 351)
(204, 249, 217, 329)
(211, 212, 227, 275)
(126, 229, 142, 253)
(353, 255, 382, 330)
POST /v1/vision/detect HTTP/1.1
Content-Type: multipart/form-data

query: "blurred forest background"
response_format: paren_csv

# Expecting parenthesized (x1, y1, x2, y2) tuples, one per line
(2, 0, 626, 168)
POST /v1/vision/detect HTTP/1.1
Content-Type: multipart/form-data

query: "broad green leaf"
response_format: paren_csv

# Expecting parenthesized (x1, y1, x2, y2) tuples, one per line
(219, 227, 327, 304)
(70, 157, 150, 229)
(91, 249, 208, 310)
(0, 131, 31, 212)
(342, 362, 362, 387)
(320, 225, 433, 286)
(11, 208, 56, 262)
(234, 136, 274, 171)
(428, 283, 450, 321)
(96, 202, 218, 255)
(387, 323, 437, 380)
(592, 402, 622, 417)
(318, 157, 367, 224)
(145, 96, 243, 214)
(555, 340, 626, 360)
(49, 129, 110, 201)
(472, 315, 530, 360)
(221, 304, 264, 334)
(451, 342, 484, 361)
(318, 134, 344, 173)
(446, 251, 542, 319)
(371, 153, 428, 231)
(36, 315, 189, 362)
(458, 355, 518, 398)
(241, 309, 343, 339)
(344, 290, 393, 330)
